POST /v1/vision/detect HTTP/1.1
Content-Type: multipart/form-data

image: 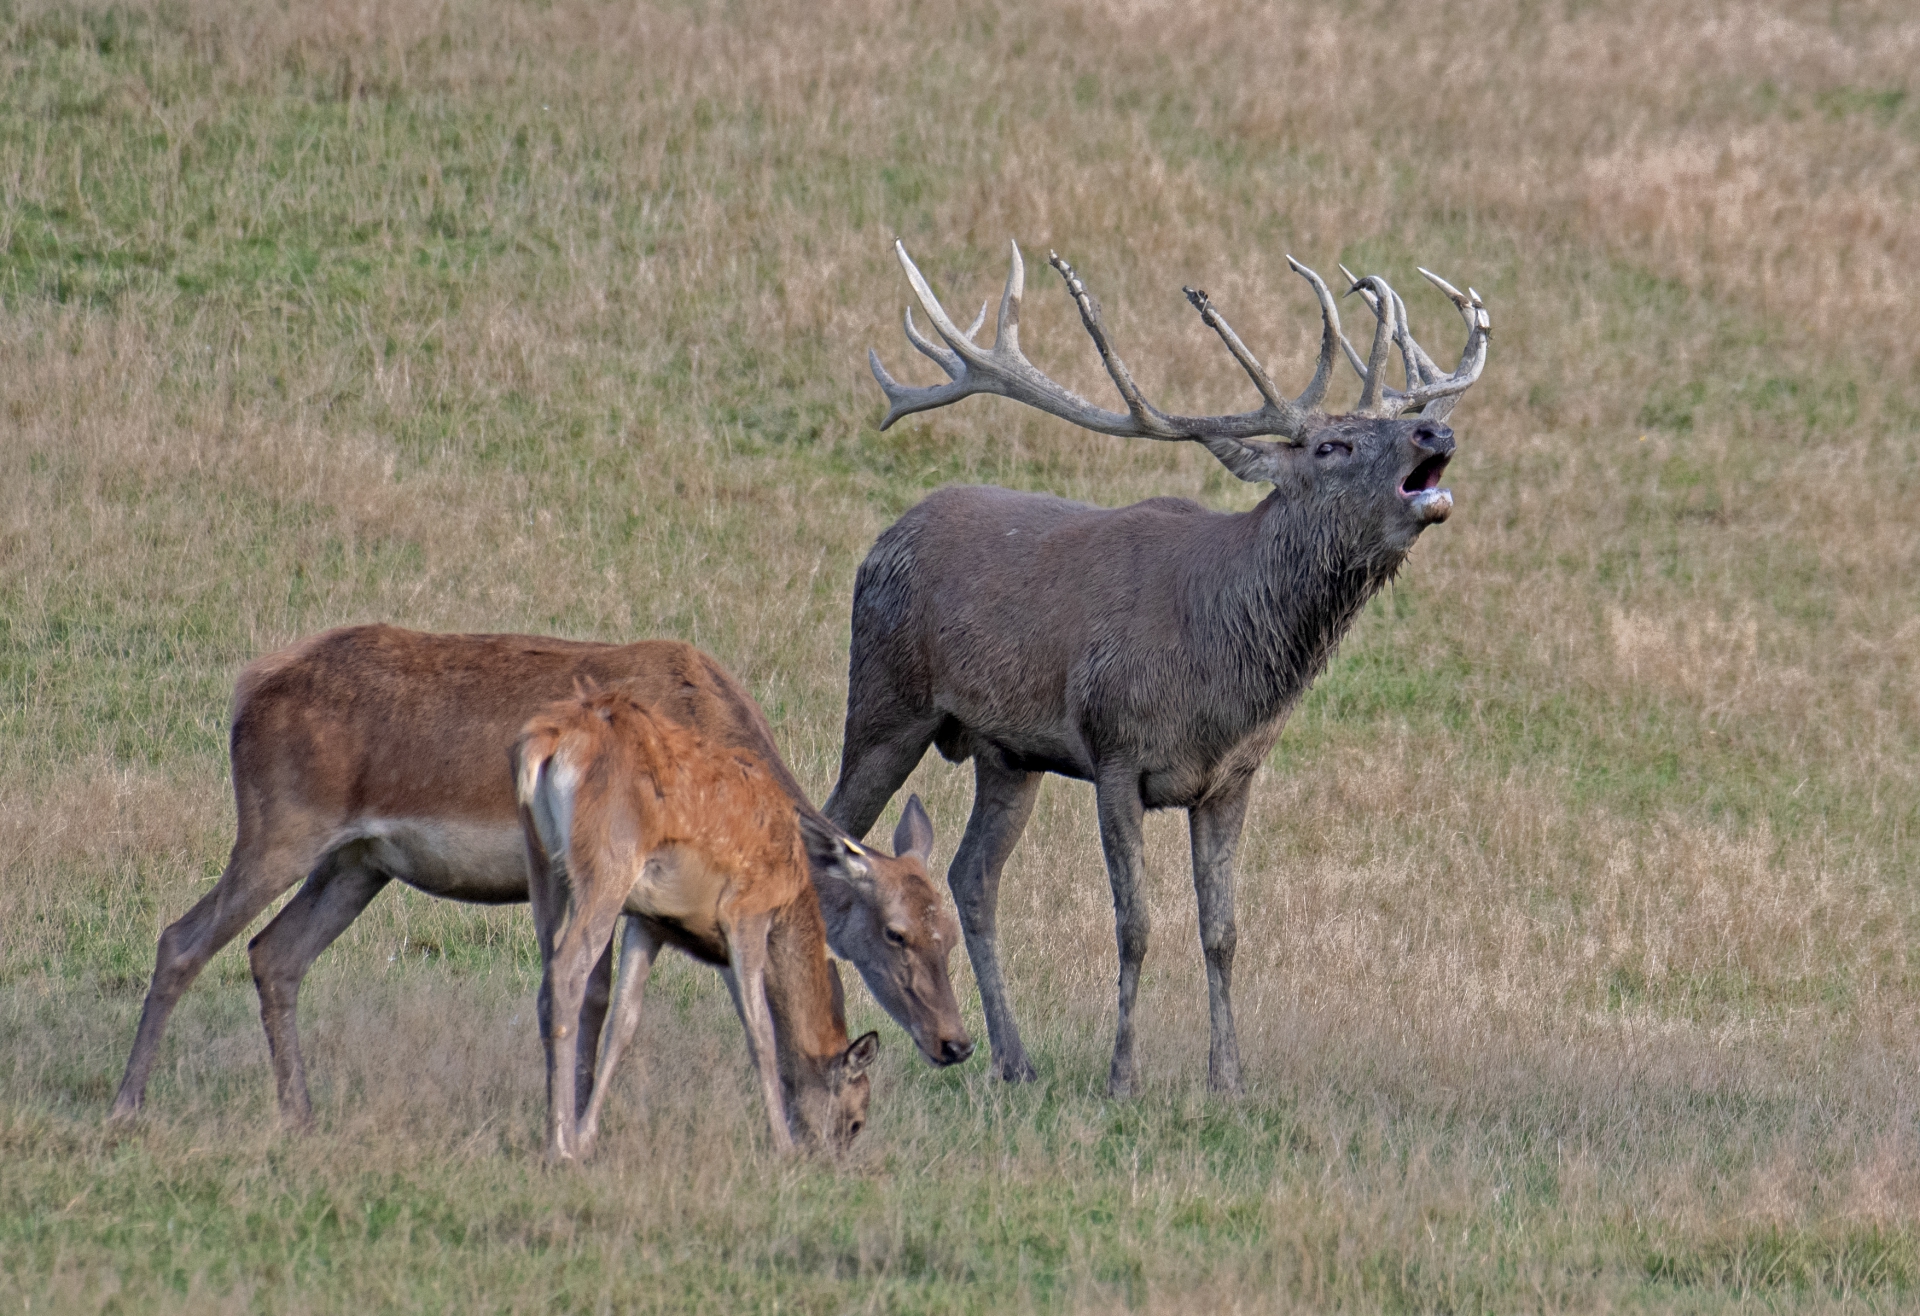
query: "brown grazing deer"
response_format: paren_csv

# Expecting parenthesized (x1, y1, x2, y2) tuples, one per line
(824, 240, 1489, 1096)
(111, 625, 968, 1127)
(516, 684, 879, 1158)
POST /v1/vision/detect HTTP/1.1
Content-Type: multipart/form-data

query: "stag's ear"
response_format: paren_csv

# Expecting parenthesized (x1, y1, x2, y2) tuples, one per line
(892, 794, 935, 863)
(841, 1031, 880, 1078)
(1199, 434, 1295, 486)
(798, 811, 875, 891)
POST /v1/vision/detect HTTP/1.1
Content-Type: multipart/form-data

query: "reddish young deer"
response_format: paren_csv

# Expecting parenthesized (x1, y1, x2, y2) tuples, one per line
(826, 241, 1489, 1096)
(516, 685, 878, 1158)
(110, 626, 967, 1128)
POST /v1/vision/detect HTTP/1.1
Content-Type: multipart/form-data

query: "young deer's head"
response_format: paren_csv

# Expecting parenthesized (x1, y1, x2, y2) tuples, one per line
(783, 1029, 880, 1151)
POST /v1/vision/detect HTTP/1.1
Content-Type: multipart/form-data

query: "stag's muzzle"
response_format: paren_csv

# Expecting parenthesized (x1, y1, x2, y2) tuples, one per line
(1407, 487, 1453, 523)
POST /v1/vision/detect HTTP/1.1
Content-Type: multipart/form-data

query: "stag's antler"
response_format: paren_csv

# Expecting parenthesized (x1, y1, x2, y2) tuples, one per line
(869, 241, 1490, 475)
(1335, 263, 1491, 422)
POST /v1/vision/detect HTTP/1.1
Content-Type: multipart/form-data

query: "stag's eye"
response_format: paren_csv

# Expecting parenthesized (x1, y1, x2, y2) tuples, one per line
(883, 926, 908, 947)
(848, 1119, 863, 1138)
(1315, 440, 1351, 458)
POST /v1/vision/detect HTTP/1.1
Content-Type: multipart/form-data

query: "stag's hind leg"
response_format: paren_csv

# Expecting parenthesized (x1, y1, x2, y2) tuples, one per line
(247, 846, 391, 1126)
(1189, 783, 1250, 1095)
(1095, 770, 1150, 1099)
(112, 822, 334, 1118)
(948, 753, 1043, 1082)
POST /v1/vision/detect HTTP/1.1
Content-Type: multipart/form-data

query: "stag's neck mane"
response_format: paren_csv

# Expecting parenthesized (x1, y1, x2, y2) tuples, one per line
(1188, 487, 1408, 725)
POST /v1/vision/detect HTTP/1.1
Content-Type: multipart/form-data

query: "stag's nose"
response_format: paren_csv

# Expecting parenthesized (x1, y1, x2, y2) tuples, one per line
(938, 1036, 975, 1065)
(1412, 421, 1454, 455)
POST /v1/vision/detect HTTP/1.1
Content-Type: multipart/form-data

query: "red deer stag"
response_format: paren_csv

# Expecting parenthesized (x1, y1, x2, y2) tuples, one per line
(111, 626, 968, 1127)
(516, 685, 878, 1158)
(824, 240, 1489, 1096)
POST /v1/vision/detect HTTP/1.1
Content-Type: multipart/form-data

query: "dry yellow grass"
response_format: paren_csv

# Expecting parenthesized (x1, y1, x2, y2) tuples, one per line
(2, 0, 1918, 1309)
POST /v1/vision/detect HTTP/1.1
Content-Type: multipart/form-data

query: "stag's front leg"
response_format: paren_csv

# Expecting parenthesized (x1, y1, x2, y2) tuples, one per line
(948, 754, 1042, 1082)
(1095, 771, 1150, 1098)
(1190, 783, 1251, 1095)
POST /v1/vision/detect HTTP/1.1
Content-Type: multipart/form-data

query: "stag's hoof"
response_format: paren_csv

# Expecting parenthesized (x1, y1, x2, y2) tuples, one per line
(994, 1054, 1038, 1083)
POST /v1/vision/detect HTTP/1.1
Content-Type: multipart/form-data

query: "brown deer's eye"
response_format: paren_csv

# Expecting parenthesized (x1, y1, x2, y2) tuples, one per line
(1316, 440, 1351, 458)
(883, 926, 908, 947)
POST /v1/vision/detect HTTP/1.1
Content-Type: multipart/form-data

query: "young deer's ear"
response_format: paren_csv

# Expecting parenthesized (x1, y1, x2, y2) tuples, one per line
(842, 1031, 880, 1077)
(891, 794, 935, 863)
(798, 812, 874, 891)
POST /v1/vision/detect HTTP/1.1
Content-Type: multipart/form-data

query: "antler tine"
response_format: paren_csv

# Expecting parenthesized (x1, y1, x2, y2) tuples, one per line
(1182, 285, 1296, 424)
(1284, 257, 1351, 411)
(1351, 275, 1400, 416)
(1049, 252, 1182, 438)
(901, 307, 962, 378)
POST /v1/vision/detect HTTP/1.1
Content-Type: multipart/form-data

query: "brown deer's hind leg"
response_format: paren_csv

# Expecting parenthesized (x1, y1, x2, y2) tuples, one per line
(1096, 771, 1150, 1099)
(246, 847, 391, 1126)
(577, 917, 663, 1156)
(1189, 784, 1250, 1095)
(112, 823, 334, 1118)
(947, 754, 1042, 1082)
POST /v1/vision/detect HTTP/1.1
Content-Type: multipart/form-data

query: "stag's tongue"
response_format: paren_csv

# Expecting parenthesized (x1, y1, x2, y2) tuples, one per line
(1408, 488, 1453, 523)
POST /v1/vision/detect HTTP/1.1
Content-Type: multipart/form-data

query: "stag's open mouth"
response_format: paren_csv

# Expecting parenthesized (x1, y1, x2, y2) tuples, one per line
(1399, 454, 1453, 524)
(1400, 453, 1451, 497)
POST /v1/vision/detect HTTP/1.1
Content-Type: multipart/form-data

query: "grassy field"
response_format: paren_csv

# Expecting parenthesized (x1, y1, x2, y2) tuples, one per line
(2, 0, 1918, 1309)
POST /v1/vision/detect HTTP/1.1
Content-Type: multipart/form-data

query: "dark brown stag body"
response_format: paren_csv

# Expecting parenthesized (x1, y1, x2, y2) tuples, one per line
(825, 241, 1488, 1095)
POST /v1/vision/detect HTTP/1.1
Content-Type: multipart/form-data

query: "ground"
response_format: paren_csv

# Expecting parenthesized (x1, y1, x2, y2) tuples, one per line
(2, 0, 1918, 1310)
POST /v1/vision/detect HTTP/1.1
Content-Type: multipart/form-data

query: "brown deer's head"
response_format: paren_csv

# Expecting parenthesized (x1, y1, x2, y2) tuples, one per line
(799, 798, 972, 1068)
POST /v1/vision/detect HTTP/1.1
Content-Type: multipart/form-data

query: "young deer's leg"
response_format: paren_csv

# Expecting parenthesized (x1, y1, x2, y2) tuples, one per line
(1095, 769, 1150, 1099)
(722, 913, 794, 1154)
(246, 846, 391, 1127)
(112, 824, 332, 1118)
(947, 753, 1042, 1082)
(577, 940, 615, 1119)
(577, 916, 663, 1156)
(524, 810, 623, 1162)
(539, 886, 625, 1163)
(1189, 782, 1251, 1095)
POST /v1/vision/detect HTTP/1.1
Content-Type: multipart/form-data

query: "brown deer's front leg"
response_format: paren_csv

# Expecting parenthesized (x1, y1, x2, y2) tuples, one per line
(1096, 770, 1150, 1099)
(720, 914, 794, 1154)
(1189, 783, 1250, 1095)
(947, 754, 1042, 1082)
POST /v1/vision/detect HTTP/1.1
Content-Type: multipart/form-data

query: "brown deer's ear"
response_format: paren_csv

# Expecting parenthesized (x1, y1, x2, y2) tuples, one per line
(842, 1031, 880, 1077)
(892, 794, 935, 863)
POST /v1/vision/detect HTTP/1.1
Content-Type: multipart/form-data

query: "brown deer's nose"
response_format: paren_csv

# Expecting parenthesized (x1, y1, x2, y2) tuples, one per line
(939, 1037, 975, 1065)
(1413, 421, 1454, 454)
